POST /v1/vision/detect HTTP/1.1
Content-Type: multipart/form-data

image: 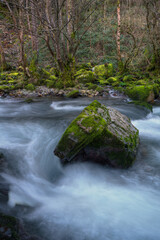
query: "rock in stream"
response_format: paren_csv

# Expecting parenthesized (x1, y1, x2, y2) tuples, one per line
(54, 100, 139, 168)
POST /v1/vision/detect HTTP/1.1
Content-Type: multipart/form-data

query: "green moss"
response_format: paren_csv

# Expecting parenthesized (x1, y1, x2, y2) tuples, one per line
(46, 80, 55, 88)
(41, 68, 51, 78)
(87, 83, 97, 90)
(98, 78, 109, 85)
(55, 100, 107, 160)
(66, 90, 79, 98)
(94, 64, 107, 77)
(8, 72, 19, 77)
(96, 86, 103, 93)
(123, 75, 136, 82)
(107, 77, 117, 84)
(25, 83, 35, 91)
(76, 62, 92, 71)
(49, 75, 57, 81)
(125, 85, 154, 102)
(75, 69, 95, 83)
(129, 101, 152, 111)
(107, 63, 114, 77)
(55, 80, 64, 89)
(136, 79, 148, 85)
(94, 63, 114, 79)
(25, 98, 34, 103)
(54, 100, 139, 168)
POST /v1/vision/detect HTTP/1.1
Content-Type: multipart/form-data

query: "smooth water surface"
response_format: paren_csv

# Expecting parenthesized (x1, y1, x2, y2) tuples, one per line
(0, 97, 160, 240)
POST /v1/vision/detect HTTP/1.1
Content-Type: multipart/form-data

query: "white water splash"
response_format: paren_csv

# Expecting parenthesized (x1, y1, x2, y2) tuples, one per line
(51, 101, 85, 111)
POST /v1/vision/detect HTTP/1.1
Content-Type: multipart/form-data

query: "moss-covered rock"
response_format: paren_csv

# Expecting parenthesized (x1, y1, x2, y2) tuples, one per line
(25, 83, 35, 91)
(87, 83, 97, 90)
(25, 98, 34, 103)
(125, 85, 158, 102)
(129, 101, 152, 111)
(94, 63, 114, 79)
(54, 100, 139, 168)
(96, 86, 104, 93)
(66, 90, 79, 98)
(123, 75, 136, 82)
(75, 69, 95, 83)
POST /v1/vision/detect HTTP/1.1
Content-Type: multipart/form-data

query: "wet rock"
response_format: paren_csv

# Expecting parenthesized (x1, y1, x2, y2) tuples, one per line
(0, 213, 42, 240)
(66, 90, 79, 98)
(54, 100, 139, 168)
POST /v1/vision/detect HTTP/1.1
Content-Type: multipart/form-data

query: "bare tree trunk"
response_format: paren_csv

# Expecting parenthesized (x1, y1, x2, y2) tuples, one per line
(66, 0, 73, 53)
(19, 0, 26, 69)
(31, 0, 38, 59)
(4, 0, 26, 69)
(0, 41, 7, 70)
(117, 0, 121, 64)
(103, 0, 107, 55)
(26, 0, 31, 34)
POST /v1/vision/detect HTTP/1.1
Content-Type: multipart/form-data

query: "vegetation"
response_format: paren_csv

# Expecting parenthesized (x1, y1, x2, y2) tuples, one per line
(0, 0, 159, 103)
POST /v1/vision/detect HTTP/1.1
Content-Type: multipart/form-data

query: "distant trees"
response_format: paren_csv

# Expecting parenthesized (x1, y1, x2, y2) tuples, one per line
(1, 0, 160, 75)
(2, 0, 103, 79)
(144, 0, 160, 69)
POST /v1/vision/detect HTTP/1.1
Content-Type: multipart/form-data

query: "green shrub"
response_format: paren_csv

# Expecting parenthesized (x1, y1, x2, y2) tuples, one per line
(25, 83, 35, 91)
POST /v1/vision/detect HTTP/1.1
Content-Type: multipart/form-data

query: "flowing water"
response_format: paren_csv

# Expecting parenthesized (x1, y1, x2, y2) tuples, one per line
(0, 96, 160, 240)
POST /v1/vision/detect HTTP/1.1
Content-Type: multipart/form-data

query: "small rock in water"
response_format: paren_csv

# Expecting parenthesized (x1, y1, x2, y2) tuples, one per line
(0, 213, 42, 240)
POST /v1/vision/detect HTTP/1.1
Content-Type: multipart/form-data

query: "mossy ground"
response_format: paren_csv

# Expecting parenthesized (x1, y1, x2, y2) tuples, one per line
(0, 64, 159, 106)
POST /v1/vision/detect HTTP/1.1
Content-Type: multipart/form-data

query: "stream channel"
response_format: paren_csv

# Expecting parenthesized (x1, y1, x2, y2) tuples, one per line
(0, 96, 160, 240)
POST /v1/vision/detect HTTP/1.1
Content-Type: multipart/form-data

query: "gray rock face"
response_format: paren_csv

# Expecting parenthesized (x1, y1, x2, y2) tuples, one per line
(54, 100, 139, 168)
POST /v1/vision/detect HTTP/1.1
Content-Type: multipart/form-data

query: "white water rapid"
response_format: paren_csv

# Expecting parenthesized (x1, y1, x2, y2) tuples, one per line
(0, 97, 160, 240)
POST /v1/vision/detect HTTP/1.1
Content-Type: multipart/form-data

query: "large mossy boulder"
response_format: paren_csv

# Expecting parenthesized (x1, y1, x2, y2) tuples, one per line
(94, 63, 114, 79)
(125, 85, 159, 103)
(75, 69, 96, 83)
(54, 100, 139, 168)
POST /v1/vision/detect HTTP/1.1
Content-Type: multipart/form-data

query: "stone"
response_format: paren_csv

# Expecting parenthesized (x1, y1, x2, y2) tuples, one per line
(66, 90, 79, 98)
(54, 100, 139, 168)
(0, 213, 42, 240)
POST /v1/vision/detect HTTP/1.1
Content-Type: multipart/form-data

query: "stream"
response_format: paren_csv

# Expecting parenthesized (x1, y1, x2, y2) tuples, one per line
(0, 96, 160, 240)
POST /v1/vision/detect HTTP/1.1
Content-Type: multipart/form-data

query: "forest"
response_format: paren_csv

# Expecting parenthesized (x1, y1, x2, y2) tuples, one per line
(0, 0, 160, 103)
(0, 1, 160, 240)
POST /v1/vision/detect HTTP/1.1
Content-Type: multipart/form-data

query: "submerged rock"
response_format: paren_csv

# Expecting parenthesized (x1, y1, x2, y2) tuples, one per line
(54, 100, 139, 168)
(0, 213, 42, 240)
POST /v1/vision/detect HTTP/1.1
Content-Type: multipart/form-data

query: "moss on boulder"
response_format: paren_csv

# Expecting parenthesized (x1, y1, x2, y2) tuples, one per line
(125, 85, 159, 102)
(66, 90, 79, 98)
(75, 69, 95, 83)
(25, 83, 35, 91)
(54, 100, 139, 168)
(94, 63, 114, 79)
